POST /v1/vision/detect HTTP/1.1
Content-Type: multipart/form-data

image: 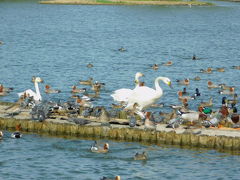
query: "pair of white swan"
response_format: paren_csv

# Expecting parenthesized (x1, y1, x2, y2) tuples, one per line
(18, 77, 43, 102)
(111, 73, 172, 115)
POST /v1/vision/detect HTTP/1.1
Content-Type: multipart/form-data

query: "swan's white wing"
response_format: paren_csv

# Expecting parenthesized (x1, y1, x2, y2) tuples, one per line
(126, 86, 162, 110)
(111, 88, 133, 102)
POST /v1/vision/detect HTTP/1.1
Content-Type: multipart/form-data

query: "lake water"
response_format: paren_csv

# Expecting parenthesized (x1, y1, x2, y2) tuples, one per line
(0, 0, 240, 179)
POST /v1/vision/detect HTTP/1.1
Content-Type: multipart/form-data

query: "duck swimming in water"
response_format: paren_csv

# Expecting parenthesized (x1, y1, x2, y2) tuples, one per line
(134, 151, 148, 160)
(100, 176, 121, 180)
(11, 124, 22, 138)
(45, 85, 61, 94)
(90, 141, 109, 153)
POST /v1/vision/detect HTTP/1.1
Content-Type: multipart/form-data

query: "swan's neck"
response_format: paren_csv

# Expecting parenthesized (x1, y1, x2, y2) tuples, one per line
(154, 77, 164, 94)
(34, 81, 42, 100)
(135, 75, 140, 86)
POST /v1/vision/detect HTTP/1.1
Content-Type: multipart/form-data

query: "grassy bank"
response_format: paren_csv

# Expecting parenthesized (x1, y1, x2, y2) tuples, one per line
(39, 0, 213, 6)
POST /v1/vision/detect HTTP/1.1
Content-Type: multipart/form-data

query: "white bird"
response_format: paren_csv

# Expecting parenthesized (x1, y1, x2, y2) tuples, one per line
(111, 72, 144, 103)
(18, 77, 43, 102)
(124, 76, 172, 113)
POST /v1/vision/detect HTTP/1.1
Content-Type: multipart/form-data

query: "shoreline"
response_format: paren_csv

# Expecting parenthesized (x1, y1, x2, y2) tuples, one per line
(39, 0, 213, 6)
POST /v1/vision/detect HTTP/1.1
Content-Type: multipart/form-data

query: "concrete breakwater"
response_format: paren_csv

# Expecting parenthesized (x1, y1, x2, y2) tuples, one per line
(1, 117, 240, 152)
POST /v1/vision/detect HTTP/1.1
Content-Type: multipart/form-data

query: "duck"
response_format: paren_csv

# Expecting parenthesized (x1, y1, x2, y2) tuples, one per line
(151, 64, 159, 70)
(124, 77, 172, 117)
(11, 124, 22, 139)
(219, 84, 235, 90)
(76, 96, 93, 108)
(87, 63, 93, 68)
(134, 152, 148, 160)
(231, 107, 239, 124)
(200, 97, 213, 107)
(0, 85, 9, 96)
(182, 87, 189, 95)
(207, 81, 219, 89)
(0, 131, 3, 140)
(176, 78, 190, 86)
(232, 65, 240, 70)
(192, 76, 201, 81)
(192, 54, 197, 60)
(100, 176, 121, 180)
(219, 87, 235, 95)
(227, 93, 238, 107)
(118, 47, 126, 52)
(71, 86, 86, 93)
(166, 117, 183, 129)
(0, 84, 14, 92)
(178, 110, 201, 125)
(200, 67, 212, 74)
(194, 88, 201, 97)
(79, 77, 93, 86)
(111, 72, 144, 104)
(45, 85, 61, 94)
(18, 77, 44, 102)
(177, 91, 195, 101)
(90, 141, 109, 153)
(144, 112, 155, 129)
(216, 68, 225, 72)
(0, 41, 3, 45)
(162, 61, 173, 66)
(91, 81, 105, 92)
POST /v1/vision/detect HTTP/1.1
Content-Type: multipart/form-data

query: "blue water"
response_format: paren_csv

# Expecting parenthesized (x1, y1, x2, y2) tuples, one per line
(0, 0, 240, 179)
(0, 132, 240, 180)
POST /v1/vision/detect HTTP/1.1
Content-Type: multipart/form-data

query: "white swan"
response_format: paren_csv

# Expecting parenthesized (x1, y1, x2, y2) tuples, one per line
(18, 77, 43, 101)
(124, 76, 172, 112)
(111, 72, 144, 103)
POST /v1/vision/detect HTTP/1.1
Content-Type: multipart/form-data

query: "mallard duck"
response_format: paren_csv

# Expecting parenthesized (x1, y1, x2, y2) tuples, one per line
(134, 152, 148, 160)
(219, 84, 235, 90)
(118, 47, 126, 52)
(45, 85, 61, 94)
(232, 65, 240, 70)
(176, 78, 190, 86)
(182, 87, 189, 95)
(200, 97, 213, 107)
(227, 93, 238, 107)
(91, 81, 105, 92)
(90, 141, 109, 153)
(79, 77, 93, 86)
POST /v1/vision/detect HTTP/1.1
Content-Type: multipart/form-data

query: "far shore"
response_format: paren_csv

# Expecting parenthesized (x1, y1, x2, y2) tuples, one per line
(39, 0, 213, 6)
